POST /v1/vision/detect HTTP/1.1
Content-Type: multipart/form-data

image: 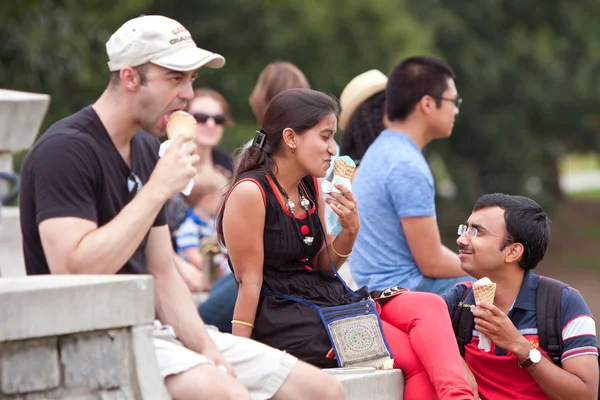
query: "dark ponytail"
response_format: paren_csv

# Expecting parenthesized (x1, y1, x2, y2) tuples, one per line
(217, 88, 339, 245)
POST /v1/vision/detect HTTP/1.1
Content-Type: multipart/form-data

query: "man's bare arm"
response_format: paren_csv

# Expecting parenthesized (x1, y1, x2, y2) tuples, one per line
(39, 132, 198, 275)
(146, 225, 211, 349)
(40, 186, 166, 274)
(145, 225, 234, 374)
(402, 216, 467, 278)
(520, 350, 598, 400)
(475, 302, 599, 400)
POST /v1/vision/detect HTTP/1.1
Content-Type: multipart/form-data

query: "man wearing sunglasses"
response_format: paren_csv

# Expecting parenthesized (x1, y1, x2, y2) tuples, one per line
(351, 56, 470, 295)
(443, 193, 598, 400)
(19, 15, 343, 400)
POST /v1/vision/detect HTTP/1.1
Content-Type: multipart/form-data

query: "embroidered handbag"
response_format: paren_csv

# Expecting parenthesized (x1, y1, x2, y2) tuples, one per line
(262, 221, 394, 369)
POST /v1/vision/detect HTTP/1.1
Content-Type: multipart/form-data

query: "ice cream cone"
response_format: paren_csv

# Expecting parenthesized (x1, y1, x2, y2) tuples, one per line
(333, 156, 356, 179)
(166, 111, 197, 140)
(473, 278, 496, 310)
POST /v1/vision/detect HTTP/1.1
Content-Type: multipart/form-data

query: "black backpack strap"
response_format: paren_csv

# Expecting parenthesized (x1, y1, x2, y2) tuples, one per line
(451, 286, 475, 358)
(536, 277, 568, 366)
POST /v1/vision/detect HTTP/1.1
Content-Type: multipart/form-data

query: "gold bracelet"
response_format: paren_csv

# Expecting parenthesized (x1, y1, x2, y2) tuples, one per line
(231, 320, 255, 328)
(331, 237, 353, 258)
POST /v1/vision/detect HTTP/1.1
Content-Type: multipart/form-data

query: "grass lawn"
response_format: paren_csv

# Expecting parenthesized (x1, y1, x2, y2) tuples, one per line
(559, 153, 600, 174)
(569, 189, 600, 201)
(546, 199, 600, 274)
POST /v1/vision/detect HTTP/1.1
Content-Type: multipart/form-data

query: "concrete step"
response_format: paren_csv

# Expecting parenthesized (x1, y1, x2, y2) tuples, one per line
(328, 369, 404, 400)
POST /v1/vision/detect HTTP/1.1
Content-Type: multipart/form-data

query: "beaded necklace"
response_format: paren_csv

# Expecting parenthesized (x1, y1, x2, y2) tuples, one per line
(269, 174, 315, 246)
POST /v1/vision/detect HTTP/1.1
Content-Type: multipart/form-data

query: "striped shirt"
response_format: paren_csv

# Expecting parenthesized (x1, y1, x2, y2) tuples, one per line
(443, 270, 598, 400)
(174, 210, 215, 254)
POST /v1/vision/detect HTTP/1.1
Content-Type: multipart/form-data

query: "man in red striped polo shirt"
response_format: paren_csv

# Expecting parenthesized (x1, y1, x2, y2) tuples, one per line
(443, 193, 598, 400)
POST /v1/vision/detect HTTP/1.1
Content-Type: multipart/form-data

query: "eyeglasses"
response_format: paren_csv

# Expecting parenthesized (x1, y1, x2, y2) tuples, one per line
(127, 173, 143, 198)
(430, 95, 463, 109)
(193, 113, 226, 125)
(457, 224, 513, 242)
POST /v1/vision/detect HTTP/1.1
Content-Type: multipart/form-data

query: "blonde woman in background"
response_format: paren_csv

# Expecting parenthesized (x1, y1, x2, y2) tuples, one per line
(249, 61, 310, 125)
(167, 88, 235, 291)
(187, 88, 235, 176)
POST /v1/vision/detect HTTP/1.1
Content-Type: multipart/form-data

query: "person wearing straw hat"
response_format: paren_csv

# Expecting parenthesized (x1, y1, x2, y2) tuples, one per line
(350, 56, 472, 296)
(19, 15, 344, 400)
(339, 69, 388, 168)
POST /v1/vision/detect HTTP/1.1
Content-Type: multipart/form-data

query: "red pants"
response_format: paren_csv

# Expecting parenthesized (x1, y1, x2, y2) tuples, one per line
(380, 291, 474, 400)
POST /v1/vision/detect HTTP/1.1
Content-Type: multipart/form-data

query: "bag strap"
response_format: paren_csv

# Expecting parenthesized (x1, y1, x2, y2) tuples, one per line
(451, 286, 475, 358)
(536, 276, 567, 366)
(261, 288, 320, 310)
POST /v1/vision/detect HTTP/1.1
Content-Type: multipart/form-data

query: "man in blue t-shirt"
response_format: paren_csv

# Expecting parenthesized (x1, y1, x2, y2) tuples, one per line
(351, 56, 471, 294)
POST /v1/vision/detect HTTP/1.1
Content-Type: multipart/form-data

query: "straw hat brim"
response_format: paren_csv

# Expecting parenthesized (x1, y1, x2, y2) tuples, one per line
(339, 69, 388, 130)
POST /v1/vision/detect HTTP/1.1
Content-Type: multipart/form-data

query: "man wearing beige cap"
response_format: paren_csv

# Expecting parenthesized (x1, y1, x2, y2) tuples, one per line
(19, 15, 343, 400)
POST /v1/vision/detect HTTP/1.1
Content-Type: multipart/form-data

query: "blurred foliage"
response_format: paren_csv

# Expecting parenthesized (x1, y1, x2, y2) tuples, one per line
(406, 0, 600, 215)
(147, 0, 434, 121)
(2, 0, 600, 226)
(1, 0, 151, 170)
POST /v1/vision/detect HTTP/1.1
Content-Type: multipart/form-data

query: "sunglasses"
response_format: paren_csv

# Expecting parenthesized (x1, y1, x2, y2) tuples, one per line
(193, 113, 226, 125)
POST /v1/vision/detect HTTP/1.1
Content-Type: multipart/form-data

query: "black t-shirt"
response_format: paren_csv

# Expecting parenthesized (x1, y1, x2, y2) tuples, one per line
(19, 106, 166, 275)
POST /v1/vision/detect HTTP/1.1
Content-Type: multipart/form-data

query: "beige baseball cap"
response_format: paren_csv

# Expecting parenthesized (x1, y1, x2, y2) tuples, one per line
(106, 15, 225, 72)
(339, 69, 388, 130)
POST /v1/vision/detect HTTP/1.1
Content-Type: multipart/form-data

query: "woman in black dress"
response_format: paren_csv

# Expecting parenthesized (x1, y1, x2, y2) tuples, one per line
(218, 89, 475, 400)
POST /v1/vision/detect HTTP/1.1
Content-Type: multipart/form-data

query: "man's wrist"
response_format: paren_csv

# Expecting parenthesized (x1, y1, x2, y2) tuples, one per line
(141, 180, 171, 205)
(513, 338, 535, 363)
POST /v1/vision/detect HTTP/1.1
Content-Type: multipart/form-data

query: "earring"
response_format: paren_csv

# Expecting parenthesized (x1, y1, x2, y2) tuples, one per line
(292, 146, 296, 154)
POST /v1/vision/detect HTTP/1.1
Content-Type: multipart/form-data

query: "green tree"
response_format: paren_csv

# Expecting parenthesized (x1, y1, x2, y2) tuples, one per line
(406, 0, 600, 218)
(149, 0, 435, 147)
(1, 0, 150, 169)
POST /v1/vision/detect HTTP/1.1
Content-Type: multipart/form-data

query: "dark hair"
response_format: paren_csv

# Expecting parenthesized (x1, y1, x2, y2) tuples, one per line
(340, 91, 386, 163)
(386, 56, 455, 122)
(473, 194, 551, 270)
(216, 88, 339, 244)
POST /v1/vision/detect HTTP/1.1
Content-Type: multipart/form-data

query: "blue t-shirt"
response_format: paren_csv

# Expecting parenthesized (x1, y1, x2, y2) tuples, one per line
(350, 130, 436, 290)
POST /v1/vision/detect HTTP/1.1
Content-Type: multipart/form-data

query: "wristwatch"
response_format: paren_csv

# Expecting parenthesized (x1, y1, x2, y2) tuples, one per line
(519, 348, 542, 368)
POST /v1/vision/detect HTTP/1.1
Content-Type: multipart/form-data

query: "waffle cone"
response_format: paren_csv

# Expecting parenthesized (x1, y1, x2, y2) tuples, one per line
(333, 158, 356, 179)
(166, 111, 197, 140)
(473, 282, 496, 306)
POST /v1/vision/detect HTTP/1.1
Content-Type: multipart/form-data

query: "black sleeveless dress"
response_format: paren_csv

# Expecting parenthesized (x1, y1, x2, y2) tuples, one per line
(230, 170, 369, 368)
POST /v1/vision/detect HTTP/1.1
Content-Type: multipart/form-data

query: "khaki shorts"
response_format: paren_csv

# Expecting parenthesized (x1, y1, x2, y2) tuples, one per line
(153, 321, 297, 400)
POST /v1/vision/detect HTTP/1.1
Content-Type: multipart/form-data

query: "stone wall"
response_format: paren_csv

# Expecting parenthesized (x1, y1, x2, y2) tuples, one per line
(2, 329, 135, 399)
(0, 275, 170, 400)
(0, 207, 25, 278)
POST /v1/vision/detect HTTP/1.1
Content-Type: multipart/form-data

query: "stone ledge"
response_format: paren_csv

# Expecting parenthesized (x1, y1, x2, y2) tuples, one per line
(0, 89, 50, 153)
(335, 370, 404, 400)
(0, 206, 19, 218)
(0, 275, 154, 342)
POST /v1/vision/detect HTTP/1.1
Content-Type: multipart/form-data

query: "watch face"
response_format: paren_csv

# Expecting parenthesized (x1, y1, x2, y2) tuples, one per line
(530, 349, 542, 363)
